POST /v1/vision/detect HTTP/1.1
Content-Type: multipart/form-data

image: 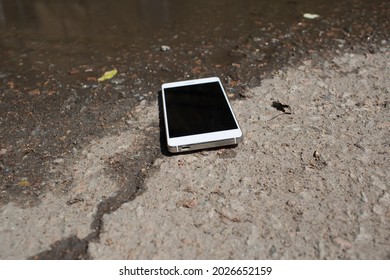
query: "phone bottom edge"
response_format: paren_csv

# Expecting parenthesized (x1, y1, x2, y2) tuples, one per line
(168, 137, 243, 154)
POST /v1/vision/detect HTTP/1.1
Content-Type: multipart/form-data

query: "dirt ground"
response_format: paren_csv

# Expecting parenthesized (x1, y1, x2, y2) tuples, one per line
(87, 49, 390, 260)
(1, 47, 389, 259)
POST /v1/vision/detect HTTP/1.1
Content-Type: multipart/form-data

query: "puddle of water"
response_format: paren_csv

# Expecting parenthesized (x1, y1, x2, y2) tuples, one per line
(1, 0, 387, 68)
(0, 0, 346, 49)
(2, 0, 388, 67)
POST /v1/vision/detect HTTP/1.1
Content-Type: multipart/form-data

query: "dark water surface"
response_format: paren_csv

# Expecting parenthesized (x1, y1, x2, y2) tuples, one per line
(1, 0, 388, 69)
(1, 0, 388, 100)
(0, 0, 353, 42)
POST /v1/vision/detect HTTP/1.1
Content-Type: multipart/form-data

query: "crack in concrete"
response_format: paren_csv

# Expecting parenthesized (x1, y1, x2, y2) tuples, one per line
(30, 235, 90, 260)
(17, 94, 163, 260)
(30, 148, 160, 259)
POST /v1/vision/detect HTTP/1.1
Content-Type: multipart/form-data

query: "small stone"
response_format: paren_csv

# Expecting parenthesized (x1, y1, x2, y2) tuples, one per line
(334, 237, 352, 249)
(178, 199, 198, 208)
(160, 45, 171, 52)
(368, 44, 376, 54)
(105, 239, 113, 246)
(0, 148, 7, 156)
(160, 65, 171, 72)
(111, 78, 125, 85)
(303, 13, 320, 19)
(28, 89, 41, 96)
(53, 158, 64, 164)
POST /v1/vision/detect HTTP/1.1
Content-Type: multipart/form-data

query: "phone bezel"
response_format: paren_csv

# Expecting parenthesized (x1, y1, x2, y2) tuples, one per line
(161, 77, 243, 153)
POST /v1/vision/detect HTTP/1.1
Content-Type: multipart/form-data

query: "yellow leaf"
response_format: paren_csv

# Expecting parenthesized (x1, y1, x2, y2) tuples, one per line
(98, 69, 118, 82)
(18, 179, 30, 187)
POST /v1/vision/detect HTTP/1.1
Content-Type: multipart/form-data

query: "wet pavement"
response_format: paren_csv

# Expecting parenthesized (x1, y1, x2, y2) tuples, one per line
(0, 0, 389, 259)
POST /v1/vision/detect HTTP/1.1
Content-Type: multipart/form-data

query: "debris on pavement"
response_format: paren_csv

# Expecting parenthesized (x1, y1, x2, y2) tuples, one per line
(160, 45, 171, 52)
(0, 148, 7, 156)
(303, 13, 320, 19)
(97, 69, 118, 82)
(18, 179, 31, 187)
(271, 101, 292, 114)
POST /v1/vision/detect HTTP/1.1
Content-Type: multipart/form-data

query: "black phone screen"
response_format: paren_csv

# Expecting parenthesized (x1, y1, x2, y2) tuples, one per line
(164, 81, 238, 138)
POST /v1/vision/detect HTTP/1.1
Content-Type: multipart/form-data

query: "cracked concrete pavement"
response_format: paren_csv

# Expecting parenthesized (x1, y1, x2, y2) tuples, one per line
(1, 49, 389, 259)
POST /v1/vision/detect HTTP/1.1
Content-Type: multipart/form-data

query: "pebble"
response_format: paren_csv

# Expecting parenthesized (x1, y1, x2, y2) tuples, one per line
(303, 13, 320, 19)
(334, 237, 352, 249)
(160, 45, 171, 52)
(111, 78, 125, 85)
(53, 158, 64, 164)
(0, 148, 7, 156)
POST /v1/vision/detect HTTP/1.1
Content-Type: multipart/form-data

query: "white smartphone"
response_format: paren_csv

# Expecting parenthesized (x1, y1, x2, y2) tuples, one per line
(161, 77, 243, 153)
